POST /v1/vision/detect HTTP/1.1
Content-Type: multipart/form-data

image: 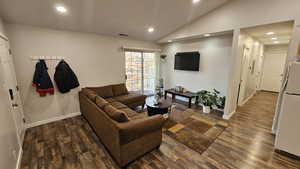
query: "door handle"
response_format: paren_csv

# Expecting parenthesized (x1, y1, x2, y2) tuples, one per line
(9, 89, 14, 100)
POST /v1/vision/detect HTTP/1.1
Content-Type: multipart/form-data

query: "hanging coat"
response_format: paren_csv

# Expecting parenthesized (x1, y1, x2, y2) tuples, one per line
(54, 60, 80, 93)
(32, 60, 54, 97)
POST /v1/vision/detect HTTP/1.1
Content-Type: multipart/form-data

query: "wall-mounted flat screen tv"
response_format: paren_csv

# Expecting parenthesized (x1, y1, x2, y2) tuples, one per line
(174, 51, 200, 71)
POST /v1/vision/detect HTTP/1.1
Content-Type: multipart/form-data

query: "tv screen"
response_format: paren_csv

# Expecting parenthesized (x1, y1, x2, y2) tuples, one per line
(174, 52, 200, 71)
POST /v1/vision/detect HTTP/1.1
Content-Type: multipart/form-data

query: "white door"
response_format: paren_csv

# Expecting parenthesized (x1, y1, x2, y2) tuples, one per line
(0, 38, 25, 145)
(0, 44, 20, 169)
(261, 51, 287, 92)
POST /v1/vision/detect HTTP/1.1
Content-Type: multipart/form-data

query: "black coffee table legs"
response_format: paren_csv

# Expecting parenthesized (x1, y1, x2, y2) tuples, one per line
(164, 92, 197, 108)
(147, 106, 169, 116)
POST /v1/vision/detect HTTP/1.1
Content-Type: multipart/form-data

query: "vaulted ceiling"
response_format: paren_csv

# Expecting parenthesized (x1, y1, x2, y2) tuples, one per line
(243, 21, 294, 45)
(0, 0, 230, 41)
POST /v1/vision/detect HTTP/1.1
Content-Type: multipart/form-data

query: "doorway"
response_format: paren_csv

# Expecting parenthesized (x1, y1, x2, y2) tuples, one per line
(236, 21, 293, 106)
(260, 45, 287, 92)
(0, 38, 25, 146)
(125, 51, 156, 95)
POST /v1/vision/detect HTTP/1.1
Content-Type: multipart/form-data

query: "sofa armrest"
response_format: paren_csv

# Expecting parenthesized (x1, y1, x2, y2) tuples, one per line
(117, 115, 165, 145)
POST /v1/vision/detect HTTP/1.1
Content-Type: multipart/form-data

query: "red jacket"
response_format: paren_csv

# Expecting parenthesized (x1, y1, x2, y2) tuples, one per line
(32, 60, 54, 96)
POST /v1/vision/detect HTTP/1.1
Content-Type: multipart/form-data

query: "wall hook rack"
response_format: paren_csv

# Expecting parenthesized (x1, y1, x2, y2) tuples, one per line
(30, 56, 65, 60)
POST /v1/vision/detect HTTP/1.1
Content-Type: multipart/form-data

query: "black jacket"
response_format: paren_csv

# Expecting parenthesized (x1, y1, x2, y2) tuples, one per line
(32, 60, 54, 96)
(54, 60, 79, 93)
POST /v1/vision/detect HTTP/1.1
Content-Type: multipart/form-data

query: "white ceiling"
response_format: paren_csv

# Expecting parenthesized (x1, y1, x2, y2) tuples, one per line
(0, 0, 230, 41)
(243, 21, 294, 45)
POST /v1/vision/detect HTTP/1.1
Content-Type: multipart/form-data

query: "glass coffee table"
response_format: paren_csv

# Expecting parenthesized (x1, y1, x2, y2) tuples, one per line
(146, 99, 173, 118)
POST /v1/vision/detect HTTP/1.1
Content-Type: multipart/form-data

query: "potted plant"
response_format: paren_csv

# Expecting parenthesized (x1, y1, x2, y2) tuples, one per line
(197, 90, 218, 113)
(160, 54, 167, 62)
(212, 89, 226, 110)
(217, 96, 226, 109)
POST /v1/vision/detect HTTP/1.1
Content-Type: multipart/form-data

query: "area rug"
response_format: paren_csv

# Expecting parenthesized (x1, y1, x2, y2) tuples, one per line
(163, 110, 229, 155)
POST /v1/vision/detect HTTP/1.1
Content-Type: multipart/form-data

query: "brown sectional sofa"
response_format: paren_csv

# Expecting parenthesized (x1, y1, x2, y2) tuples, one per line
(79, 83, 165, 167)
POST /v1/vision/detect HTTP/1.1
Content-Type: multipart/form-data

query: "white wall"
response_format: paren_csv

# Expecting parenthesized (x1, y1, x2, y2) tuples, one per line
(159, 0, 300, 42)
(238, 32, 264, 105)
(161, 34, 233, 99)
(0, 18, 20, 169)
(5, 23, 160, 124)
(159, 0, 300, 118)
(261, 45, 288, 92)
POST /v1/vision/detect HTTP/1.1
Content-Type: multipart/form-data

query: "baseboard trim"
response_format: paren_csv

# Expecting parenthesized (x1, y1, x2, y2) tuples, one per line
(240, 91, 256, 106)
(25, 112, 82, 129)
(223, 110, 236, 120)
(15, 148, 23, 169)
(260, 90, 279, 94)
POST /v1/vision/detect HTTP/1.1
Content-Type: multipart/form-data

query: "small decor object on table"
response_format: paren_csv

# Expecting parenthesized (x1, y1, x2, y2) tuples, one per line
(196, 89, 225, 113)
(175, 86, 184, 92)
(147, 100, 172, 119)
(160, 54, 167, 62)
(154, 84, 164, 105)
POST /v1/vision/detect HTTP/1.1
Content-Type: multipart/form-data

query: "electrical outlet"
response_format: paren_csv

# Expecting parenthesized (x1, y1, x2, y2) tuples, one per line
(12, 149, 17, 160)
(9, 146, 17, 160)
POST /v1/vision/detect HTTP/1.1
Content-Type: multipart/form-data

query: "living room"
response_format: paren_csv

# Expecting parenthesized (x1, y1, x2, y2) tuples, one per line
(1, 0, 300, 169)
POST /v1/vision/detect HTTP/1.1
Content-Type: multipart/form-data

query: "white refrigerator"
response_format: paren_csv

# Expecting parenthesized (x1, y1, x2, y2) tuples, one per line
(275, 62, 300, 156)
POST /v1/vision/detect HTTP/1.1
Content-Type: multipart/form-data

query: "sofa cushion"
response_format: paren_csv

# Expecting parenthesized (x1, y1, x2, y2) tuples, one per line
(87, 85, 114, 98)
(112, 83, 128, 96)
(110, 102, 127, 109)
(119, 108, 146, 120)
(106, 98, 116, 103)
(104, 105, 129, 122)
(113, 93, 147, 105)
(95, 96, 109, 108)
(129, 113, 147, 120)
(120, 108, 138, 118)
(82, 88, 98, 102)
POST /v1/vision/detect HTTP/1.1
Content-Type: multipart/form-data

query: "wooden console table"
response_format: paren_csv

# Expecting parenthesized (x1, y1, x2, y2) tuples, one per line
(164, 89, 198, 108)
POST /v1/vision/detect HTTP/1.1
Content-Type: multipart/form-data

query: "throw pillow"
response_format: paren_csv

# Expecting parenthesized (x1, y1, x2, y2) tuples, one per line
(112, 83, 129, 96)
(95, 96, 109, 108)
(104, 105, 129, 122)
(87, 85, 114, 98)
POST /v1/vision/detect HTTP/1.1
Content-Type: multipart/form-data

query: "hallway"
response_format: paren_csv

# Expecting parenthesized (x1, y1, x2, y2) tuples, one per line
(234, 91, 278, 133)
(205, 91, 300, 169)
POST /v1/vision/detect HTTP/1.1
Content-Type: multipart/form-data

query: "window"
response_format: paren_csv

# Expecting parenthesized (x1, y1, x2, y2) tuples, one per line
(125, 51, 156, 95)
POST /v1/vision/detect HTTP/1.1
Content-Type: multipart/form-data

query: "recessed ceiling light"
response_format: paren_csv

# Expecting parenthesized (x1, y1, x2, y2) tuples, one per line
(204, 33, 211, 37)
(168, 40, 172, 43)
(271, 37, 278, 40)
(56, 6, 67, 13)
(193, 0, 200, 3)
(274, 41, 280, 44)
(266, 32, 275, 35)
(148, 27, 154, 33)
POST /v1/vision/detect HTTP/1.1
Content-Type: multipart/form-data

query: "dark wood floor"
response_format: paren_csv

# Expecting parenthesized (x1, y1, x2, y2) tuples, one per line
(21, 92, 300, 169)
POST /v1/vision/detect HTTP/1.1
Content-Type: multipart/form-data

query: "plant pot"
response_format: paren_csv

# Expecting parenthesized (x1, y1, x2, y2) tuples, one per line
(203, 106, 211, 113)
